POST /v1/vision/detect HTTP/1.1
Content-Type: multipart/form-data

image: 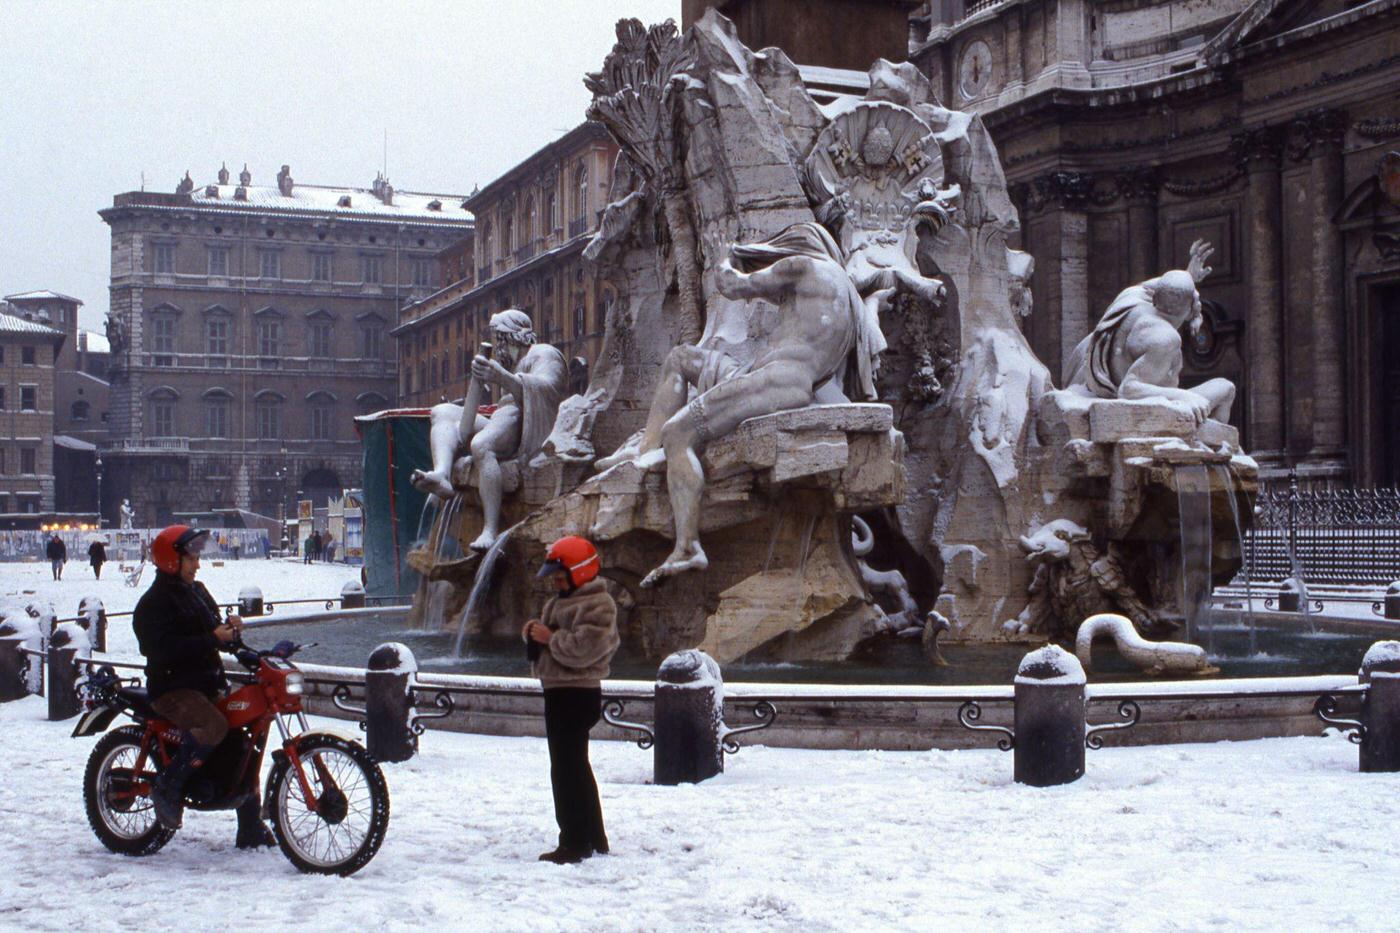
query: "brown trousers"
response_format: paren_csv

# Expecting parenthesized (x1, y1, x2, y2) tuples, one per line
(151, 689, 228, 747)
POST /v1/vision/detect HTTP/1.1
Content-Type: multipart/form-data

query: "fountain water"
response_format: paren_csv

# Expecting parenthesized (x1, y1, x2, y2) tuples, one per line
(1174, 464, 1214, 652)
(1216, 463, 1259, 656)
(450, 525, 515, 659)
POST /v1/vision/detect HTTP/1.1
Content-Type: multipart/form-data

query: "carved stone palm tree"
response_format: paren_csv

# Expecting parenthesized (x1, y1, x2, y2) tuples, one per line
(585, 18, 704, 345)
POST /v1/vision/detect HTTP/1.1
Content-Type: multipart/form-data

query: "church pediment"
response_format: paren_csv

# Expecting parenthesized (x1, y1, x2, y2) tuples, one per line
(1335, 152, 1400, 230)
(1202, 0, 1360, 65)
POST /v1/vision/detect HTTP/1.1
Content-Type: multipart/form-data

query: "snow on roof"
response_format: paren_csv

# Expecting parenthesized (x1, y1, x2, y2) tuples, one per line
(54, 435, 97, 451)
(79, 329, 110, 353)
(186, 182, 474, 222)
(4, 289, 83, 305)
(0, 311, 65, 338)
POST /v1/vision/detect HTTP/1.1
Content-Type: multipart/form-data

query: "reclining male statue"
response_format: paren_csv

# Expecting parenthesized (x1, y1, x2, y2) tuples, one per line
(1065, 239, 1234, 424)
(411, 309, 568, 551)
(596, 221, 887, 588)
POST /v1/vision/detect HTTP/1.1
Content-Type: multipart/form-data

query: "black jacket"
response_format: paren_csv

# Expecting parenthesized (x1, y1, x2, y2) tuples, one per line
(46, 538, 66, 561)
(88, 541, 107, 564)
(133, 572, 229, 700)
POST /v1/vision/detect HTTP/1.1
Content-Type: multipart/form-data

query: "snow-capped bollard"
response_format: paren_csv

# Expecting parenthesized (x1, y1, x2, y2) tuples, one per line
(1359, 641, 1400, 773)
(1013, 645, 1087, 787)
(0, 618, 34, 702)
(654, 649, 724, 786)
(78, 597, 107, 652)
(1385, 583, 1400, 621)
(27, 602, 58, 638)
(340, 580, 366, 610)
(238, 586, 265, 617)
(47, 622, 90, 722)
(1277, 577, 1307, 613)
(365, 642, 418, 763)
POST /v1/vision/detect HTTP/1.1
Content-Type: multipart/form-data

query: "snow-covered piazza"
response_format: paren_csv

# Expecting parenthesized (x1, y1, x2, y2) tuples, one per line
(6, 0, 1400, 929)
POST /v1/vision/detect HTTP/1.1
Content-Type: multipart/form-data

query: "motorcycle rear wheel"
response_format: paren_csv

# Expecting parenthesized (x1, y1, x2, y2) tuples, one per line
(84, 725, 175, 856)
(267, 732, 390, 876)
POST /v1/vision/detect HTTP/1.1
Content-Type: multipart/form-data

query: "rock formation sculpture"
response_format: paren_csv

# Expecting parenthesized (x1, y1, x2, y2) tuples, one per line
(411, 309, 567, 551)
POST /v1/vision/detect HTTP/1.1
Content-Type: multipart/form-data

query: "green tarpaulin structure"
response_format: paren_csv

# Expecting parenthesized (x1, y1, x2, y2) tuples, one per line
(355, 409, 432, 598)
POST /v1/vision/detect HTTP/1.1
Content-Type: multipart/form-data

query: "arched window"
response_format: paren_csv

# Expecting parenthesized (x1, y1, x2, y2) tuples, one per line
(307, 390, 336, 441)
(147, 386, 180, 437)
(525, 197, 536, 245)
(502, 213, 513, 256)
(480, 221, 492, 264)
(545, 191, 557, 235)
(254, 389, 284, 440)
(574, 164, 588, 221)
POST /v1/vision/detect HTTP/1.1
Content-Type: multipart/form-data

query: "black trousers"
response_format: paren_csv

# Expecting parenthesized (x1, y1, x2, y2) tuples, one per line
(543, 687, 606, 851)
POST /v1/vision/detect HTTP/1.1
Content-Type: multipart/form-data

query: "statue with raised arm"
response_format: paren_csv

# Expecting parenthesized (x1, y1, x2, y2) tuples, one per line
(597, 221, 886, 589)
(1066, 239, 1235, 424)
(120, 499, 135, 530)
(411, 309, 567, 551)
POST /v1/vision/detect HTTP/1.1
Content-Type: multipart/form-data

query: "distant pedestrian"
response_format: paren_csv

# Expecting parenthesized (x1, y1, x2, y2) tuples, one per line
(46, 533, 67, 581)
(322, 534, 335, 563)
(261, 534, 270, 559)
(232, 540, 241, 560)
(305, 531, 321, 564)
(88, 538, 108, 580)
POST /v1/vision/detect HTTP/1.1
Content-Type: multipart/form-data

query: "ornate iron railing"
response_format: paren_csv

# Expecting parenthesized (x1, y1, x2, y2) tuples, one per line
(1243, 472, 1400, 585)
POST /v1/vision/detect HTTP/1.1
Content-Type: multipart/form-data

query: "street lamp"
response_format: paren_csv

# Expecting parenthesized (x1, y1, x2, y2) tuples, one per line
(95, 456, 104, 529)
(275, 456, 289, 554)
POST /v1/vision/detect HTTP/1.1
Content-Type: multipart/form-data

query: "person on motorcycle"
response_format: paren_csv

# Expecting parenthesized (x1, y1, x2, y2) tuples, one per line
(132, 524, 275, 847)
(521, 535, 620, 864)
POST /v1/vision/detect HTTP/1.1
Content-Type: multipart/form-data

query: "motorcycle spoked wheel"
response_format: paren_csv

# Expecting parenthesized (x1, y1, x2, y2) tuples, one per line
(266, 733, 390, 876)
(84, 725, 176, 856)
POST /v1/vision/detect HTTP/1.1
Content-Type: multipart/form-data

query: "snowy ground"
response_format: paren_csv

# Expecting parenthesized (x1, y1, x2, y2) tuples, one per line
(1, 695, 1397, 932)
(0, 558, 362, 656)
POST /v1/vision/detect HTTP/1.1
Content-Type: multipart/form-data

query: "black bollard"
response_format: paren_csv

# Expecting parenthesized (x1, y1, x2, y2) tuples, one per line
(1278, 577, 1306, 613)
(238, 586, 265, 617)
(653, 649, 724, 786)
(365, 642, 418, 763)
(0, 629, 29, 702)
(1385, 583, 1400, 622)
(78, 597, 107, 653)
(1013, 646, 1087, 787)
(341, 580, 366, 610)
(46, 623, 88, 721)
(1359, 641, 1400, 773)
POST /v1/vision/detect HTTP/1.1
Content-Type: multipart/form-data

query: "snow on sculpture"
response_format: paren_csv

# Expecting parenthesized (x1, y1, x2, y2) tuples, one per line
(410, 309, 567, 551)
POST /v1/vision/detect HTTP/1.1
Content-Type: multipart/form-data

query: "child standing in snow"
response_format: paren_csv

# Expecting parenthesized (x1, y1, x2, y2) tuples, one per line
(522, 535, 619, 864)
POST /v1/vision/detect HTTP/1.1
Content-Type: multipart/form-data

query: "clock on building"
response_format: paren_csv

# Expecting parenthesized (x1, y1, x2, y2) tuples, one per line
(959, 39, 994, 100)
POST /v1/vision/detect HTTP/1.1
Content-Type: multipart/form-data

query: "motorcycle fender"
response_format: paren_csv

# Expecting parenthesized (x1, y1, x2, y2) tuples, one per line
(71, 707, 120, 738)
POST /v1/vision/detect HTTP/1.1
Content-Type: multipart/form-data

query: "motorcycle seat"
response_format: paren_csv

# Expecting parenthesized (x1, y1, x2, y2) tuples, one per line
(116, 686, 158, 719)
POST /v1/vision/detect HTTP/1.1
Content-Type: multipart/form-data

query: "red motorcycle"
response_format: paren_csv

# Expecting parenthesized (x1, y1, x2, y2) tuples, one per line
(73, 640, 390, 875)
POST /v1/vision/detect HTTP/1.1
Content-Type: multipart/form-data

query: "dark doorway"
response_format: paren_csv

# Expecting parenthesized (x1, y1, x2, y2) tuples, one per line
(301, 467, 343, 508)
(1382, 286, 1400, 486)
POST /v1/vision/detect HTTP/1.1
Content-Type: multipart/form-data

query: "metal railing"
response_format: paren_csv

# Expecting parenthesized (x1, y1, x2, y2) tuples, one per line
(1244, 473, 1400, 586)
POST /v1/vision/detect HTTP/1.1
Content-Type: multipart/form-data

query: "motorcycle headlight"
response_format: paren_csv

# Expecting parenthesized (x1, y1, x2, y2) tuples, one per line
(284, 672, 305, 695)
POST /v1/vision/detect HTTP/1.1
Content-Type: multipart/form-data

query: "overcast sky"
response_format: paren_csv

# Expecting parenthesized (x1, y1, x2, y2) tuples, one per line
(0, 0, 681, 331)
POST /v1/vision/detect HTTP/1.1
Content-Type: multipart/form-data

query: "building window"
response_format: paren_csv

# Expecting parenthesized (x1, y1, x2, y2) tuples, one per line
(0, 494, 7, 513)
(0, 449, 6, 474)
(575, 165, 588, 219)
(70, 400, 90, 421)
(206, 318, 228, 364)
(312, 405, 333, 440)
(205, 401, 228, 438)
(260, 250, 281, 279)
(362, 325, 382, 360)
(207, 247, 229, 276)
(362, 256, 382, 284)
(256, 403, 280, 439)
(312, 252, 333, 282)
(258, 319, 280, 362)
(418, 361, 427, 392)
(151, 316, 176, 366)
(574, 304, 586, 339)
(412, 258, 432, 288)
(21, 386, 37, 411)
(152, 401, 175, 437)
(21, 448, 36, 474)
(546, 191, 557, 232)
(154, 242, 175, 274)
(21, 345, 35, 365)
(310, 321, 332, 358)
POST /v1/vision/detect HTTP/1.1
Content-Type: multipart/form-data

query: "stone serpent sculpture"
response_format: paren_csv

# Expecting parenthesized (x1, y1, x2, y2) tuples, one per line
(1075, 613, 1218, 676)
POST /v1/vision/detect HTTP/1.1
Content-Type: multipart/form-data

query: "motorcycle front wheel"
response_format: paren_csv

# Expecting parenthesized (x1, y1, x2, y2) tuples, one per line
(84, 725, 175, 856)
(266, 732, 390, 876)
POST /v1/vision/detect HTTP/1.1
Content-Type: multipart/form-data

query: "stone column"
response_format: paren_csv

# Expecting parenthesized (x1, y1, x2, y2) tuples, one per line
(1235, 127, 1286, 455)
(1303, 109, 1349, 460)
(1032, 172, 1093, 384)
(1119, 168, 1160, 282)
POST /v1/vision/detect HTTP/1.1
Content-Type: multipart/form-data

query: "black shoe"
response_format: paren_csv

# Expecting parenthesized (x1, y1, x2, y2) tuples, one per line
(151, 739, 214, 831)
(235, 799, 276, 849)
(538, 846, 592, 864)
(591, 837, 609, 855)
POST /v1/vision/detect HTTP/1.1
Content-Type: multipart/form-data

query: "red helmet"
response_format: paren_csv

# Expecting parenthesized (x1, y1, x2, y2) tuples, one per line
(536, 535, 600, 589)
(151, 525, 210, 575)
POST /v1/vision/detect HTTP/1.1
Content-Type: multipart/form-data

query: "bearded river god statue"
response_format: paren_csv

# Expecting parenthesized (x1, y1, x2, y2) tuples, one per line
(411, 309, 567, 551)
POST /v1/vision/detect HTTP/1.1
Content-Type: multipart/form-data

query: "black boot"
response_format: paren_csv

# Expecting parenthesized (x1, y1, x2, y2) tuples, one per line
(235, 798, 276, 849)
(151, 739, 214, 830)
(537, 845, 592, 864)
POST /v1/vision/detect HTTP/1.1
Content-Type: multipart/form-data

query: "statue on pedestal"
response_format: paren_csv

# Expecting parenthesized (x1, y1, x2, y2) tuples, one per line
(1066, 240, 1235, 424)
(597, 222, 888, 588)
(119, 499, 135, 530)
(411, 310, 567, 551)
